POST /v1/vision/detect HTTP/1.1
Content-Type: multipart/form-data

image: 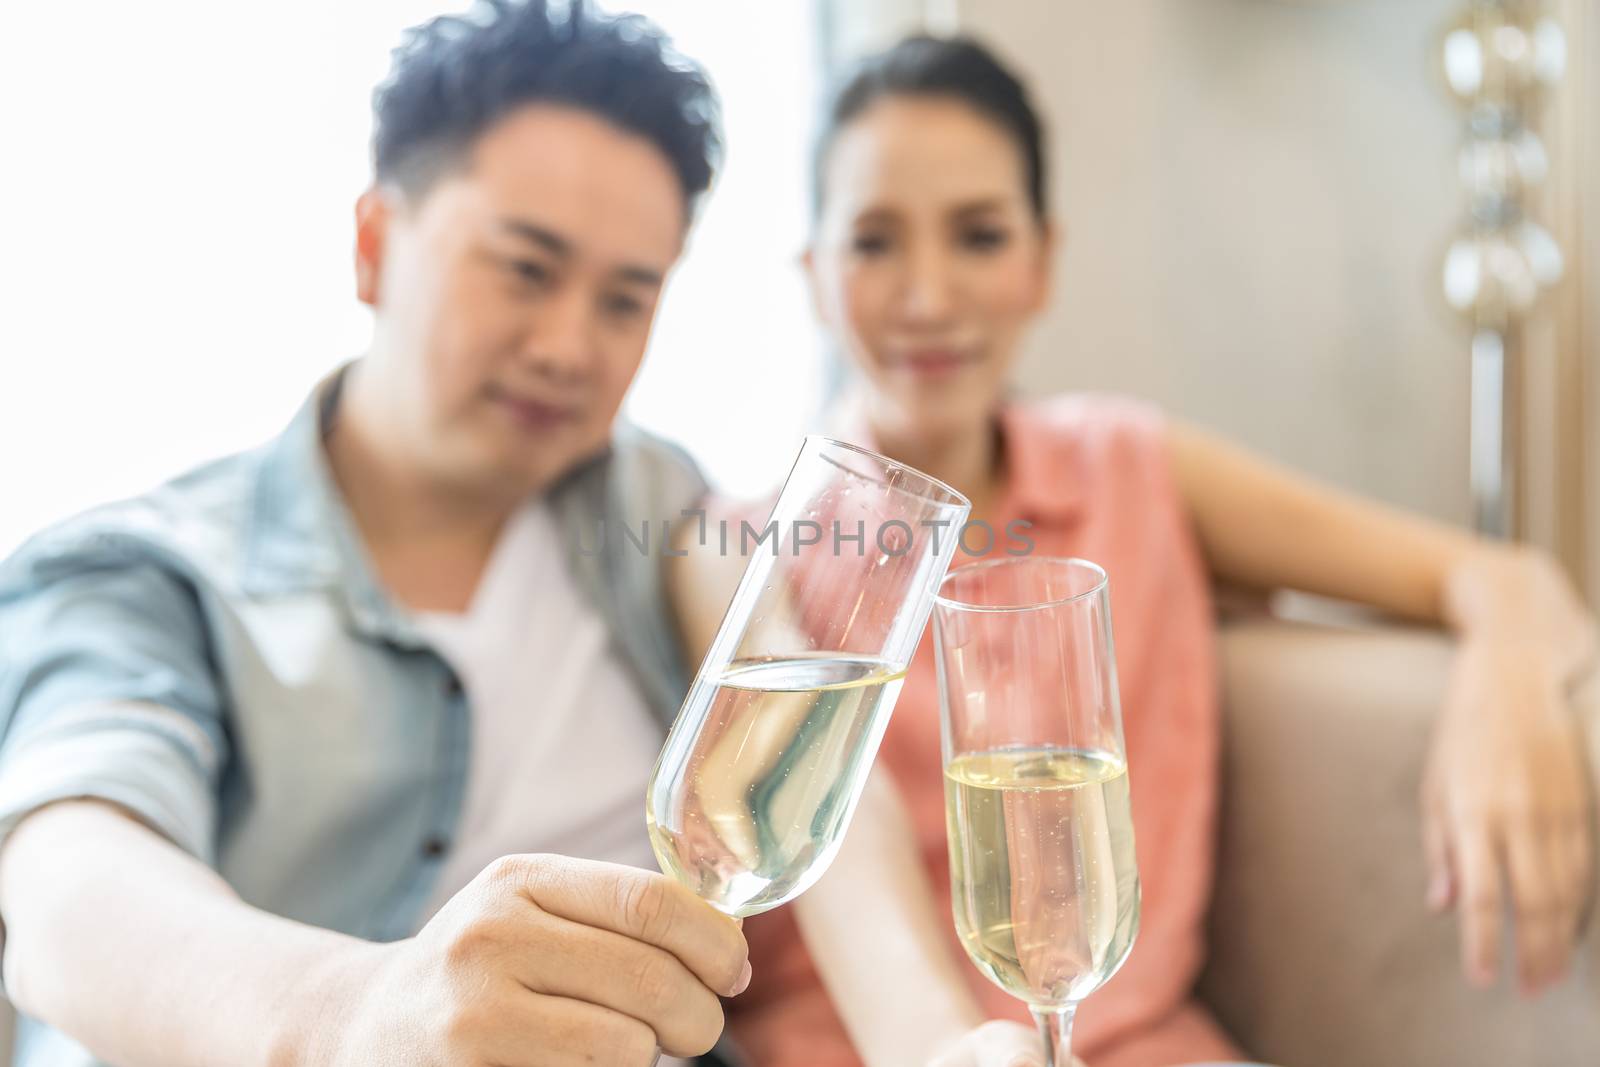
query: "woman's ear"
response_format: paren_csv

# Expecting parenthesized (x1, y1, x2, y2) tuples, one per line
(354, 187, 392, 308)
(1026, 218, 1060, 315)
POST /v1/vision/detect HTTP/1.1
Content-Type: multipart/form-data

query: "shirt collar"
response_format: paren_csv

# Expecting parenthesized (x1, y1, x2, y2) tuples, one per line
(240, 365, 624, 649)
(240, 365, 427, 647)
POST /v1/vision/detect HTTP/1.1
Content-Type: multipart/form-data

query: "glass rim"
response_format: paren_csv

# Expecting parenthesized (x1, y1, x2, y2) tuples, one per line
(934, 555, 1109, 613)
(804, 434, 971, 511)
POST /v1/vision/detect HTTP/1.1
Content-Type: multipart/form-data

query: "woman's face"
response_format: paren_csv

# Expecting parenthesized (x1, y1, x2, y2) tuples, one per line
(808, 96, 1052, 443)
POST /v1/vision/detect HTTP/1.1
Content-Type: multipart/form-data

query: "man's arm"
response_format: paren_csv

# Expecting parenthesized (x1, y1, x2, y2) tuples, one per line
(0, 799, 367, 1067)
(0, 551, 751, 1067)
(0, 799, 750, 1067)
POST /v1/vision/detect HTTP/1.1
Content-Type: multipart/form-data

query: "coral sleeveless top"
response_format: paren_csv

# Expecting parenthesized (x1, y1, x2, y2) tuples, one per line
(727, 395, 1236, 1065)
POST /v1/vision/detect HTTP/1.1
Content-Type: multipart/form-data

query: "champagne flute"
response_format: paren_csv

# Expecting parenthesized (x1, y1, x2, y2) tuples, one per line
(933, 557, 1140, 1067)
(647, 435, 970, 917)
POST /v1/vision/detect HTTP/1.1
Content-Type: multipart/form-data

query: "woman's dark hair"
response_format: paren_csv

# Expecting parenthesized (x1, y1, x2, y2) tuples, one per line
(373, 0, 721, 216)
(814, 35, 1046, 221)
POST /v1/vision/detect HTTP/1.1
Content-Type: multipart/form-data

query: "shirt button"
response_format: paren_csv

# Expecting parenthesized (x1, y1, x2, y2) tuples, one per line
(421, 836, 450, 859)
(443, 674, 464, 699)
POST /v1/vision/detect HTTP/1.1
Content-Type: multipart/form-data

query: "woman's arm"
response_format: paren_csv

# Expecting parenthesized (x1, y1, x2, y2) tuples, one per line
(1168, 421, 1598, 995)
(667, 523, 1062, 1066)
(1167, 421, 1594, 661)
(796, 771, 990, 1063)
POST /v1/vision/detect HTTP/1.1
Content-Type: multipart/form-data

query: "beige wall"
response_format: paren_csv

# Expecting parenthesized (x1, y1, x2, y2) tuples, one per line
(967, 0, 1472, 523)
(826, 0, 1594, 592)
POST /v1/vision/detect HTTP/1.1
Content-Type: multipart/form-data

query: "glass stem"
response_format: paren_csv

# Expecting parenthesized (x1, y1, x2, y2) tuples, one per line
(1032, 1004, 1076, 1067)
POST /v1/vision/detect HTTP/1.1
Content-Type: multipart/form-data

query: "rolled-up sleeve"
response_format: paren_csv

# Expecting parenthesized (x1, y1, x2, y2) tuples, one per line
(0, 546, 228, 864)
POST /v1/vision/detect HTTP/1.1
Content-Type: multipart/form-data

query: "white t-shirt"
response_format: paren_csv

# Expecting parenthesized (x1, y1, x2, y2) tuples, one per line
(415, 501, 669, 914)
(414, 505, 690, 1064)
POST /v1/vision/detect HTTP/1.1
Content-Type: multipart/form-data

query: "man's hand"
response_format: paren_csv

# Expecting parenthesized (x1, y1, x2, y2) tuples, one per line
(321, 855, 750, 1066)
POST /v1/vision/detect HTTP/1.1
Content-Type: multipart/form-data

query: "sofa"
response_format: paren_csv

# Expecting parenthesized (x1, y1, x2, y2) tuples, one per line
(1199, 618, 1600, 1066)
(2, 619, 1595, 1066)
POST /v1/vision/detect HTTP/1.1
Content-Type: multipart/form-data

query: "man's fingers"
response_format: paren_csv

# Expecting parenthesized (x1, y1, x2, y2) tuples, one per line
(494, 855, 749, 996)
(484, 993, 659, 1067)
(1453, 826, 1504, 988)
(509, 911, 726, 1057)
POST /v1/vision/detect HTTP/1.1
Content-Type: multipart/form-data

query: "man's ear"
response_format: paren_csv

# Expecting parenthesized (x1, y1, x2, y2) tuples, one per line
(800, 244, 830, 327)
(354, 187, 392, 308)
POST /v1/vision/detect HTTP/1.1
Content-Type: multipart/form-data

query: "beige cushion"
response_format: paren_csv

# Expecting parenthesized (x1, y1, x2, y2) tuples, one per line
(1200, 619, 1600, 1066)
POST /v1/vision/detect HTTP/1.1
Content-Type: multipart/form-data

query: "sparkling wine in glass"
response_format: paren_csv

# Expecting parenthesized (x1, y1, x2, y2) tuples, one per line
(647, 436, 970, 916)
(934, 557, 1141, 1067)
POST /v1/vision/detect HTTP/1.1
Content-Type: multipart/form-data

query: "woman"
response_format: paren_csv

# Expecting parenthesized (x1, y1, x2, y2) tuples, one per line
(675, 35, 1597, 1067)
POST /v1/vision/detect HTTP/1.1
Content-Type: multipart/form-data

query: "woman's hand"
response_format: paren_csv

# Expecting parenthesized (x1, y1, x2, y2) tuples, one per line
(1166, 426, 1599, 997)
(927, 1019, 1087, 1067)
(1422, 548, 1600, 995)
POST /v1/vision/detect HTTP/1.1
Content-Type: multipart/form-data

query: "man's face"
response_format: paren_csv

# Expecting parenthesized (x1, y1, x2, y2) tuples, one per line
(356, 104, 686, 497)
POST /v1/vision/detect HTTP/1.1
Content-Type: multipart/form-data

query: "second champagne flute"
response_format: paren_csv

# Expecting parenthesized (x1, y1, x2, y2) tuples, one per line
(934, 557, 1141, 1067)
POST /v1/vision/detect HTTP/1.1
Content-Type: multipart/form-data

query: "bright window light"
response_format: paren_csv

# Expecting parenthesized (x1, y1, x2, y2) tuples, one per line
(0, 1, 824, 555)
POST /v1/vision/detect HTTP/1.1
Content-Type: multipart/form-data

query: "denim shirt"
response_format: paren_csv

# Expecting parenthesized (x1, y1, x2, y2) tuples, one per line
(0, 374, 721, 1066)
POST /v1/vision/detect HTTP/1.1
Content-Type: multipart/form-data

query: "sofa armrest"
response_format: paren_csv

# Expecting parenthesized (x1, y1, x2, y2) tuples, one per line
(1196, 618, 1600, 1067)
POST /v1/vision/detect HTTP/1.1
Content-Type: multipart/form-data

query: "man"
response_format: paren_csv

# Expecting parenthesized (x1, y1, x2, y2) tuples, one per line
(0, 3, 1071, 1064)
(0, 4, 744, 1064)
